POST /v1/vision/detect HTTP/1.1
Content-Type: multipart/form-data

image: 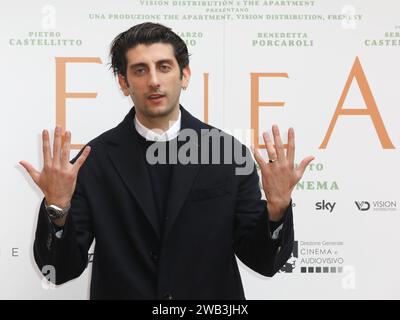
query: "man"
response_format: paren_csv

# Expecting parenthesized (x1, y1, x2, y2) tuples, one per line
(20, 22, 314, 299)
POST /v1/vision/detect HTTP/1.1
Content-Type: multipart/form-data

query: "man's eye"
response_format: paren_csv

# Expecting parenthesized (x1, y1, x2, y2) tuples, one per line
(135, 68, 145, 75)
(160, 65, 171, 72)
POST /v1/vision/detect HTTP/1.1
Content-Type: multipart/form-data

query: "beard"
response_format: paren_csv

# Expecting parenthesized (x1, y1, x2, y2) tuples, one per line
(134, 93, 180, 119)
(142, 103, 175, 118)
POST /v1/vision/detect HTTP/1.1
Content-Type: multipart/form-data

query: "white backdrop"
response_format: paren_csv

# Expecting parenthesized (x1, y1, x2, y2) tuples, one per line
(1, 0, 399, 299)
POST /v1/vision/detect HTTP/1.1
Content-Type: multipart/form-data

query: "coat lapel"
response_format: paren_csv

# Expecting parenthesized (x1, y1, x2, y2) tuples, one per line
(106, 107, 160, 238)
(105, 106, 207, 241)
(163, 107, 203, 240)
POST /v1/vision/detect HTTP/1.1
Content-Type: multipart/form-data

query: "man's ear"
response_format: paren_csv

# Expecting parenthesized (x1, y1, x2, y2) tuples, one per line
(181, 65, 191, 89)
(117, 74, 130, 96)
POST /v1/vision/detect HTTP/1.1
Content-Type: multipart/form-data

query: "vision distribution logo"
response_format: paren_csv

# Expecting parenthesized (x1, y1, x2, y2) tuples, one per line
(355, 200, 397, 212)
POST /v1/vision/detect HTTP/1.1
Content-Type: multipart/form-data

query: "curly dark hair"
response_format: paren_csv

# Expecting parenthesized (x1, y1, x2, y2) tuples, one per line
(110, 22, 190, 79)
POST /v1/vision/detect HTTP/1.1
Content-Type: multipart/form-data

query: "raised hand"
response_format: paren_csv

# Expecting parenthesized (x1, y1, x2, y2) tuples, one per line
(19, 126, 91, 209)
(252, 125, 314, 221)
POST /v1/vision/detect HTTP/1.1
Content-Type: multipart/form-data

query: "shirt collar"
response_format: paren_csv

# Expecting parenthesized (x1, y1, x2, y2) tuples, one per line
(134, 110, 181, 142)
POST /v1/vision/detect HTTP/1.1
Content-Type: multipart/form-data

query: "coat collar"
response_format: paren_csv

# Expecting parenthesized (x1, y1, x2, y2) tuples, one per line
(106, 106, 205, 240)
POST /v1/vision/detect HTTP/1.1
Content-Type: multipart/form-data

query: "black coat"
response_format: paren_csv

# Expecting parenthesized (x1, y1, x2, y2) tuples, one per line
(34, 106, 294, 299)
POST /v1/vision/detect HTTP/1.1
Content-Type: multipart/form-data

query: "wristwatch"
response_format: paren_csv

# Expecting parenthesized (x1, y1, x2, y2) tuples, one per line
(44, 201, 71, 220)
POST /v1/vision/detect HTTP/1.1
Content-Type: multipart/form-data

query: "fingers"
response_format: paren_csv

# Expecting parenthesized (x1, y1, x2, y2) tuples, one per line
(251, 145, 266, 169)
(262, 131, 277, 162)
(287, 127, 295, 166)
(297, 156, 315, 177)
(52, 125, 62, 167)
(61, 131, 71, 166)
(271, 125, 285, 162)
(19, 161, 40, 184)
(73, 146, 91, 172)
(42, 130, 52, 167)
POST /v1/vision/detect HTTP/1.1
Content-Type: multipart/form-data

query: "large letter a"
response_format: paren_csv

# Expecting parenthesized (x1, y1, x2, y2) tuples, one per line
(320, 57, 394, 149)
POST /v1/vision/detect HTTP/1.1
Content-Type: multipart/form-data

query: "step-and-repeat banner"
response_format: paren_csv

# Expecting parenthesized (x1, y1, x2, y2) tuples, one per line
(1, 0, 399, 299)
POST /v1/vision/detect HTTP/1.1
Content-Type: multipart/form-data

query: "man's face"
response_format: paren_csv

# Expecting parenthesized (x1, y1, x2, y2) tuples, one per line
(118, 42, 190, 120)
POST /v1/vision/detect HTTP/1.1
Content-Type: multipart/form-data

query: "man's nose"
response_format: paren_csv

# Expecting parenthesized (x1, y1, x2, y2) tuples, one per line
(148, 69, 160, 89)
